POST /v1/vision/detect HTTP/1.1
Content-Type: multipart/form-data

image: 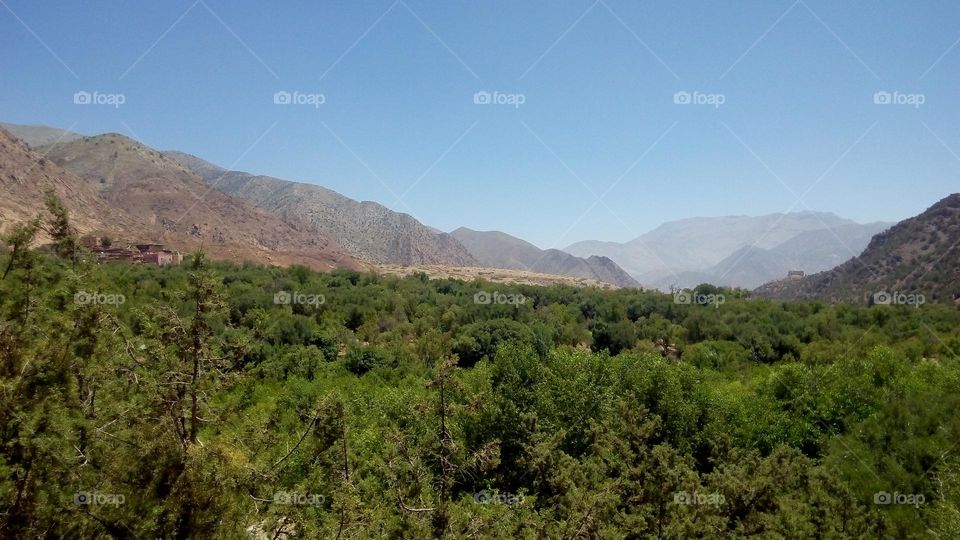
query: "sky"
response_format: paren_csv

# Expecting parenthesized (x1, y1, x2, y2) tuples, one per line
(1, 0, 959, 249)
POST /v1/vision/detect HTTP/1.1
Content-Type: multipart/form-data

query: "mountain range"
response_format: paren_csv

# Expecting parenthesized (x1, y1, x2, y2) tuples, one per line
(565, 213, 891, 290)
(756, 194, 960, 305)
(165, 151, 478, 267)
(2, 123, 640, 287)
(4, 122, 957, 301)
(2, 126, 359, 270)
(449, 227, 639, 288)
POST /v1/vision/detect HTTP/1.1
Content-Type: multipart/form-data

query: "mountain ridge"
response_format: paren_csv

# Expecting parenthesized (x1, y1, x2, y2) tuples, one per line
(34, 132, 360, 271)
(166, 150, 480, 267)
(566, 212, 888, 290)
(450, 227, 639, 288)
(755, 194, 960, 304)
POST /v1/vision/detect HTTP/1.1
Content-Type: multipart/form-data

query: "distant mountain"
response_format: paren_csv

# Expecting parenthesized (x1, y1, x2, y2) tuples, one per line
(0, 123, 85, 147)
(166, 151, 478, 267)
(648, 222, 891, 290)
(756, 194, 960, 304)
(565, 212, 877, 290)
(450, 227, 639, 288)
(0, 127, 150, 240)
(37, 134, 360, 271)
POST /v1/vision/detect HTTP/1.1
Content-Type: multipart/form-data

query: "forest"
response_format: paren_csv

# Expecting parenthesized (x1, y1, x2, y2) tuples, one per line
(1, 200, 959, 538)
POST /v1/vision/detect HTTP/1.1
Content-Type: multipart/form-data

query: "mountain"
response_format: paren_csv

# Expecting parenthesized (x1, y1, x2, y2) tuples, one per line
(449, 227, 639, 288)
(565, 212, 876, 289)
(756, 194, 960, 304)
(648, 222, 891, 290)
(0, 127, 150, 240)
(36, 134, 360, 271)
(0, 123, 85, 147)
(166, 151, 478, 267)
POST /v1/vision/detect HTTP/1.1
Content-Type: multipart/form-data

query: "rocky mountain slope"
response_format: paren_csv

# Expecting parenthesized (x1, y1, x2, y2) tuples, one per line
(756, 194, 960, 304)
(166, 151, 478, 267)
(450, 227, 639, 288)
(565, 212, 884, 290)
(0, 123, 84, 147)
(648, 222, 890, 290)
(37, 134, 359, 271)
(0, 127, 151, 240)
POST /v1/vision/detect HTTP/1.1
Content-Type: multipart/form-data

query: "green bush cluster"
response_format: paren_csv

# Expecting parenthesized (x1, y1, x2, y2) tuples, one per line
(1, 211, 958, 537)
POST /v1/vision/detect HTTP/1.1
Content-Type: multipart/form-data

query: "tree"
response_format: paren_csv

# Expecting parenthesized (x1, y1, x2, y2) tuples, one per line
(42, 191, 81, 265)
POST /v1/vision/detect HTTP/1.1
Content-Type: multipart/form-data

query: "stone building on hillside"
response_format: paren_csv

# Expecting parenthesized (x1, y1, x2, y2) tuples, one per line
(81, 236, 182, 266)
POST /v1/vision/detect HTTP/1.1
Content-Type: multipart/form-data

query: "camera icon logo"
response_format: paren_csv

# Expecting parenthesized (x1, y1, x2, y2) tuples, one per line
(474, 489, 491, 503)
(274, 291, 292, 305)
(873, 91, 892, 105)
(74, 491, 91, 505)
(473, 91, 492, 105)
(273, 91, 292, 105)
(673, 91, 691, 105)
(474, 291, 492, 304)
(673, 290, 692, 305)
(872, 291, 892, 305)
(874, 491, 892, 505)
(673, 491, 691, 504)
(73, 91, 92, 105)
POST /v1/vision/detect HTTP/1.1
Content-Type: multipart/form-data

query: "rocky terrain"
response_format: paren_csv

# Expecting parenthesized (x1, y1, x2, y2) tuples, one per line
(0, 127, 150, 241)
(566, 212, 889, 290)
(755, 194, 960, 304)
(34, 133, 360, 271)
(450, 227, 639, 288)
(166, 151, 479, 267)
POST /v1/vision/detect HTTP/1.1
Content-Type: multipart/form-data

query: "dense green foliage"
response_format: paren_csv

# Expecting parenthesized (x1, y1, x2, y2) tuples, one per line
(1, 212, 959, 538)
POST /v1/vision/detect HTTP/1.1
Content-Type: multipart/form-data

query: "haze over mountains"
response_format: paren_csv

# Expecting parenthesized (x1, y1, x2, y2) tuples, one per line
(565, 213, 891, 290)
(757, 193, 960, 305)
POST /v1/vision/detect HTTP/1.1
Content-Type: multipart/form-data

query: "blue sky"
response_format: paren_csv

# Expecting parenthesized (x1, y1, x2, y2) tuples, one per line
(2, 0, 958, 248)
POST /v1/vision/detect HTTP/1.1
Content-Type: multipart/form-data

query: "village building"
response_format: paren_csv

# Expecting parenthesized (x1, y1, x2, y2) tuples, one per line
(81, 236, 182, 266)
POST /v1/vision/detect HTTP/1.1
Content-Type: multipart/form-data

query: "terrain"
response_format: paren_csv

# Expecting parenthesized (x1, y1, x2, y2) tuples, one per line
(0, 122, 84, 147)
(450, 227, 639, 288)
(373, 262, 620, 289)
(2, 237, 958, 538)
(37, 134, 360, 271)
(756, 193, 960, 304)
(167, 151, 479, 267)
(565, 212, 888, 290)
(648, 222, 890, 290)
(0, 127, 150, 240)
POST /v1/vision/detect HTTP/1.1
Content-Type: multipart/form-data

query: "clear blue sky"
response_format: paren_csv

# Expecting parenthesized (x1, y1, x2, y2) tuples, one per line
(2, 0, 958, 248)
